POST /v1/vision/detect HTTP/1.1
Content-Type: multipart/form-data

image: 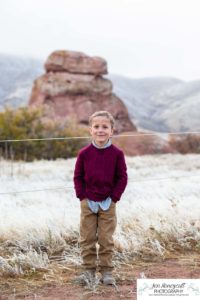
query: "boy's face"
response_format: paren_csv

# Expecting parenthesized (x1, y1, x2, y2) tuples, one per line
(90, 116, 113, 147)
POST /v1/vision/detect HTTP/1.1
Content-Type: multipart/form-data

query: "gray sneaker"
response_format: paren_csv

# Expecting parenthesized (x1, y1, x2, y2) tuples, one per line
(101, 271, 116, 285)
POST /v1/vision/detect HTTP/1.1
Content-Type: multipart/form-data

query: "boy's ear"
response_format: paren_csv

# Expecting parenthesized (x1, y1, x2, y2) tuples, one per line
(89, 127, 92, 135)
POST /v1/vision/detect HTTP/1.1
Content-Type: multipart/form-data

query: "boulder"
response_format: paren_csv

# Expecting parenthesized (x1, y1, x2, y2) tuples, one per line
(45, 50, 107, 75)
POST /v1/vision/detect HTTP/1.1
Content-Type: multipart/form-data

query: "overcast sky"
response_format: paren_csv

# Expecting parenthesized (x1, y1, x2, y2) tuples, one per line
(1, 0, 200, 80)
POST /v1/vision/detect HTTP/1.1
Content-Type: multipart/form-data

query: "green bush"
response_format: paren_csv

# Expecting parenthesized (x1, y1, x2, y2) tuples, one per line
(0, 107, 89, 161)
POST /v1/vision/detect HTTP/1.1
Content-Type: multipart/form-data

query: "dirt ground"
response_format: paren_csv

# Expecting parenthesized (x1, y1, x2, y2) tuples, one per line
(1, 253, 200, 300)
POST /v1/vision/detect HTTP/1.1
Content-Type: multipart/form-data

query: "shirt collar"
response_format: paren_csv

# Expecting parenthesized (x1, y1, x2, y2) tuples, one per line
(92, 139, 112, 149)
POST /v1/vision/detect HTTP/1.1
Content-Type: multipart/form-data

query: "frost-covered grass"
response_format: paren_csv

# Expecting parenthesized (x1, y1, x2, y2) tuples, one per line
(0, 154, 200, 276)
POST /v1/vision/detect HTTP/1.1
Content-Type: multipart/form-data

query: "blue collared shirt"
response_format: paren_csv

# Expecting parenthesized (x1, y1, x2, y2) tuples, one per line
(87, 139, 112, 213)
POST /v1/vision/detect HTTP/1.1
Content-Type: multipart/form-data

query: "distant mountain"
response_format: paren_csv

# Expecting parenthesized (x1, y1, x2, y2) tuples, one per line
(0, 54, 43, 110)
(108, 74, 200, 132)
(0, 54, 200, 133)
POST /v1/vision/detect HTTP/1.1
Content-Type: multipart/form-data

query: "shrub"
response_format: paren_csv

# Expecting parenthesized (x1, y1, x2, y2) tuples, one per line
(0, 107, 89, 161)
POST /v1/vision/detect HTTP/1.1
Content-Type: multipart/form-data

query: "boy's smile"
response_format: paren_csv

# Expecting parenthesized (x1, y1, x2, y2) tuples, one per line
(90, 116, 113, 147)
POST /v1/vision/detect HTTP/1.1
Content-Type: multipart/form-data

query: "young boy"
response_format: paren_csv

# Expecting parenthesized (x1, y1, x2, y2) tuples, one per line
(73, 111, 127, 285)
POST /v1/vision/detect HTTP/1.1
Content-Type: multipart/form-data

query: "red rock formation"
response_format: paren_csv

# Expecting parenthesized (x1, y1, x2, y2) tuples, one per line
(29, 50, 136, 134)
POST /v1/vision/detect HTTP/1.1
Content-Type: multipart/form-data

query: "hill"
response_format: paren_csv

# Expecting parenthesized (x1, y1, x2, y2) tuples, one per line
(0, 53, 43, 110)
(109, 74, 200, 132)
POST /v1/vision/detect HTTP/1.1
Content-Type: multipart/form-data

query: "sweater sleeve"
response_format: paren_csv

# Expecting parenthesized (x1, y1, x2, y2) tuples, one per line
(110, 151, 128, 202)
(73, 152, 86, 201)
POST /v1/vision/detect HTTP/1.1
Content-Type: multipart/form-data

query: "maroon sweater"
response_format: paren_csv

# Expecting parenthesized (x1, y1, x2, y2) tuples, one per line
(73, 144, 127, 202)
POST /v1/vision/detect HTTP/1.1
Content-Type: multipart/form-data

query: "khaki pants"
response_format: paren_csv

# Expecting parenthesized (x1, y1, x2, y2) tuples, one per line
(80, 200, 117, 272)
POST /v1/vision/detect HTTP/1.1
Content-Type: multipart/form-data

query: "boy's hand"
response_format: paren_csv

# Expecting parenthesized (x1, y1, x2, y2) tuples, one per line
(81, 198, 87, 201)
(111, 199, 117, 203)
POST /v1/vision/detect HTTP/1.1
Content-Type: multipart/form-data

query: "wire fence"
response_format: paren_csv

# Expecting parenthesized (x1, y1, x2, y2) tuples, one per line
(1, 130, 200, 143)
(0, 131, 200, 196)
(1, 174, 200, 196)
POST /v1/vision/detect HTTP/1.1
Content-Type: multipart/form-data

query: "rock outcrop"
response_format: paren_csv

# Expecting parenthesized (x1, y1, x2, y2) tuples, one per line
(29, 50, 136, 134)
(44, 50, 107, 75)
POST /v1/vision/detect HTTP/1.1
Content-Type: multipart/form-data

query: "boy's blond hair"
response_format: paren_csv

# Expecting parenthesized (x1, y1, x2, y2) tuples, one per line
(89, 111, 115, 129)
